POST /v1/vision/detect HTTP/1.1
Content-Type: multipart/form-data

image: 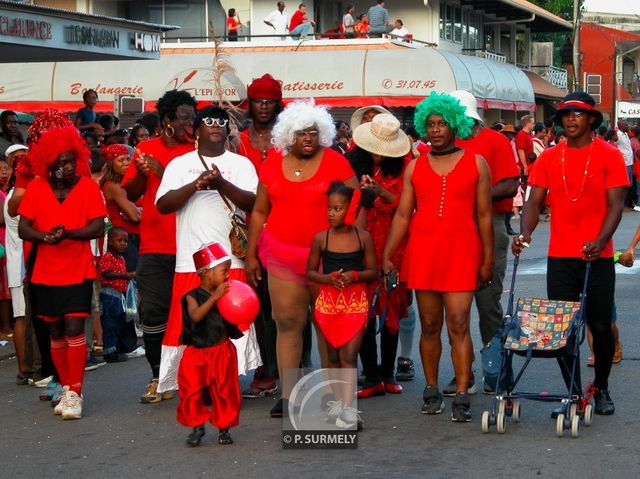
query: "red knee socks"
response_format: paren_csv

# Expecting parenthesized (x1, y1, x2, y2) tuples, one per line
(66, 334, 87, 395)
(50, 337, 69, 387)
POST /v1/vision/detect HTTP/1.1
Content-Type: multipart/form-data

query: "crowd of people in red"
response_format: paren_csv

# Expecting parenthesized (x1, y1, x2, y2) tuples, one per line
(0, 72, 631, 444)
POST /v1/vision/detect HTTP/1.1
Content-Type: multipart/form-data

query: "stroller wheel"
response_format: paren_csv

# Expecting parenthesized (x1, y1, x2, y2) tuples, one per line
(481, 411, 491, 433)
(511, 401, 521, 423)
(498, 400, 506, 416)
(583, 404, 593, 427)
(571, 415, 580, 438)
(569, 403, 578, 421)
(496, 412, 506, 434)
(555, 413, 565, 437)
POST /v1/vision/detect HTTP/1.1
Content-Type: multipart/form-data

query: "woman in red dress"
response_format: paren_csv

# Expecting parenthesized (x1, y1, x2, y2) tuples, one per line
(100, 144, 141, 272)
(346, 113, 411, 397)
(383, 93, 494, 422)
(18, 125, 107, 420)
(245, 99, 359, 417)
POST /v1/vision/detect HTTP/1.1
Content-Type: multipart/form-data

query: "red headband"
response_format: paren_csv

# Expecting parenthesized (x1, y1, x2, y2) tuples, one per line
(558, 100, 595, 111)
(102, 144, 130, 162)
(344, 189, 362, 226)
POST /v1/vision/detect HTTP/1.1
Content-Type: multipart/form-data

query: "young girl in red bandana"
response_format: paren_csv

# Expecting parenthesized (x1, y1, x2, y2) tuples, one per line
(307, 181, 377, 430)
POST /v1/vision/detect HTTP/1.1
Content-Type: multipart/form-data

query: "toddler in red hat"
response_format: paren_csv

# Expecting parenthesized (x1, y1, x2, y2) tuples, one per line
(177, 243, 243, 447)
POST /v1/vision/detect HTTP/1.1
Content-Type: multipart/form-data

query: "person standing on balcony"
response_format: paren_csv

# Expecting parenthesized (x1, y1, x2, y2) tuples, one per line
(343, 4, 356, 38)
(367, 1, 391, 36)
(515, 114, 535, 181)
(227, 8, 241, 42)
(264, 2, 289, 41)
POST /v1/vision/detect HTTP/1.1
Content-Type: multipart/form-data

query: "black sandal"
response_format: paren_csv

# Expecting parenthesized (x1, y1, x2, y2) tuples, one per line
(218, 429, 233, 445)
(186, 425, 205, 447)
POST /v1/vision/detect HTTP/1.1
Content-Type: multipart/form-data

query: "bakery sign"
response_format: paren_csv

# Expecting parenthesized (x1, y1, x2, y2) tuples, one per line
(617, 100, 640, 119)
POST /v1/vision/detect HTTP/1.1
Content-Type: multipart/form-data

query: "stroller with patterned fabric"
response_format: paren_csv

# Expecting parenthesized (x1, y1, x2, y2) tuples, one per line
(481, 256, 595, 438)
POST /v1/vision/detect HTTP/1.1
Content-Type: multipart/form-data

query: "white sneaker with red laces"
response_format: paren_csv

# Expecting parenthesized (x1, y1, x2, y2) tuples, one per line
(61, 390, 83, 420)
(54, 386, 70, 416)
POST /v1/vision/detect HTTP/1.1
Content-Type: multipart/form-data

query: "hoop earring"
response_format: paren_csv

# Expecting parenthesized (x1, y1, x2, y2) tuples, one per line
(165, 124, 175, 138)
(195, 134, 199, 150)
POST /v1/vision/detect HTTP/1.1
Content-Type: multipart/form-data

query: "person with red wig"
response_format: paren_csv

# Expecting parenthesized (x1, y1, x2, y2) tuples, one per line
(17, 125, 107, 420)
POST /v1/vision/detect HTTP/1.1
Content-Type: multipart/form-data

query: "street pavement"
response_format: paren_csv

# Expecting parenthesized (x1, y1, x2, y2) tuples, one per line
(1, 213, 640, 478)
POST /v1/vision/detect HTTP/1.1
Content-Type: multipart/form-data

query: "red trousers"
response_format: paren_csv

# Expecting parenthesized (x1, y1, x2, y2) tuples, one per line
(177, 339, 240, 429)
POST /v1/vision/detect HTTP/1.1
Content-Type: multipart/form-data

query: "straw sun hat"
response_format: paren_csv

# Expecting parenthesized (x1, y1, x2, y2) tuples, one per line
(353, 113, 410, 158)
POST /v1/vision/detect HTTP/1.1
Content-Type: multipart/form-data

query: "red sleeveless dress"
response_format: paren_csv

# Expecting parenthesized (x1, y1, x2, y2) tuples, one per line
(402, 151, 482, 291)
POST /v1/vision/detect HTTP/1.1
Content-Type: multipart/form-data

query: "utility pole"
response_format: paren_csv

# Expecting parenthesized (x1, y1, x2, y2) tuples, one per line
(572, 0, 582, 91)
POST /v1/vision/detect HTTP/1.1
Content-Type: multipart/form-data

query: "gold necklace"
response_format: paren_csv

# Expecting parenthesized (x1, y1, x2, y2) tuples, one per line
(561, 142, 593, 202)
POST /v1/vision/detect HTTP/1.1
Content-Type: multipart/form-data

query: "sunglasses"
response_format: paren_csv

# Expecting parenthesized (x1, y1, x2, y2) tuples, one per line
(295, 129, 319, 138)
(561, 110, 586, 118)
(201, 117, 229, 128)
(251, 99, 279, 106)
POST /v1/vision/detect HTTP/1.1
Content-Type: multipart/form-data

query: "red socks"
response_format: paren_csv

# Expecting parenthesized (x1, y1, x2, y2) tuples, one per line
(66, 334, 87, 395)
(50, 338, 69, 387)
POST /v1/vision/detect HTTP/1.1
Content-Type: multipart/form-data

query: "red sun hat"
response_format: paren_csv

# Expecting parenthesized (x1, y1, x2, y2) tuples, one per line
(247, 73, 282, 100)
(193, 243, 232, 273)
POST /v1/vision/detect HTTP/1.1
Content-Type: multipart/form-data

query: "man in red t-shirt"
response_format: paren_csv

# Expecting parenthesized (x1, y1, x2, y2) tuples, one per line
(449, 90, 520, 395)
(513, 92, 628, 417)
(288, 3, 314, 38)
(515, 114, 534, 177)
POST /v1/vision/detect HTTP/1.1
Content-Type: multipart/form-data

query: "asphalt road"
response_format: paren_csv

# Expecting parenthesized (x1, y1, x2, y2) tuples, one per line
(1, 213, 640, 479)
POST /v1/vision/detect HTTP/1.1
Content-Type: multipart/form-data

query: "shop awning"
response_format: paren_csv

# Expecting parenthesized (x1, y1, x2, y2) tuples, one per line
(522, 70, 566, 100)
(0, 44, 535, 112)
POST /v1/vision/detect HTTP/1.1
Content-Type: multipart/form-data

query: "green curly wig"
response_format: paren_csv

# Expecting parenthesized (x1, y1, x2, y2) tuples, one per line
(413, 92, 474, 140)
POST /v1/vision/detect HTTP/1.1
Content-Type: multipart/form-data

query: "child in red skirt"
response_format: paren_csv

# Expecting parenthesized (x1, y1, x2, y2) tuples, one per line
(178, 243, 243, 447)
(307, 181, 377, 430)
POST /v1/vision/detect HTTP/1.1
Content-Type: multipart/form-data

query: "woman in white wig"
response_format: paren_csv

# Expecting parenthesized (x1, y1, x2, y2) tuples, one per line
(245, 100, 359, 417)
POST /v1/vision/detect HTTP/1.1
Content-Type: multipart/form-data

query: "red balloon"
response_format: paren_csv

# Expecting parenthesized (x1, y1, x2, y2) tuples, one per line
(217, 280, 259, 326)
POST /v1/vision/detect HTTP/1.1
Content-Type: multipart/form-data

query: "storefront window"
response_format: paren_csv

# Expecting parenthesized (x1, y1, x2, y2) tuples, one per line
(445, 4, 453, 41)
(454, 7, 462, 44)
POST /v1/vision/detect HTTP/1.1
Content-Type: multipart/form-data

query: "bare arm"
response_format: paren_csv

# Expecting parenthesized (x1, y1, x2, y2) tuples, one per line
(62, 216, 105, 241)
(7, 187, 25, 217)
(306, 233, 333, 285)
(582, 186, 626, 261)
(381, 160, 416, 272)
(342, 230, 378, 284)
(512, 185, 546, 255)
(476, 156, 494, 288)
(492, 177, 519, 202)
(0, 196, 5, 227)
(619, 223, 640, 266)
(517, 150, 528, 174)
(245, 183, 271, 286)
(186, 283, 229, 323)
(105, 182, 141, 223)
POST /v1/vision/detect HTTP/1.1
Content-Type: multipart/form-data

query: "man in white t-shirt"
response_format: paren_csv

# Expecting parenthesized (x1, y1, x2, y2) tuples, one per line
(264, 1, 289, 40)
(155, 107, 261, 392)
(389, 19, 408, 38)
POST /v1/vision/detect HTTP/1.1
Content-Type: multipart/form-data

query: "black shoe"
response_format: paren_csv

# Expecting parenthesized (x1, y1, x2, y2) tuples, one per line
(506, 228, 519, 236)
(270, 398, 288, 418)
(451, 393, 472, 422)
(442, 374, 478, 397)
(103, 352, 128, 363)
(218, 429, 233, 445)
(421, 385, 444, 415)
(186, 425, 205, 447)
(594, 389, 615, 415)
(396, 357, 415, 382)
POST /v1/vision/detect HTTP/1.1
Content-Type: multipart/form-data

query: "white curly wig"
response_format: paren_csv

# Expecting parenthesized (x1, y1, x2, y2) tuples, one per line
(271, 99, 336, 155)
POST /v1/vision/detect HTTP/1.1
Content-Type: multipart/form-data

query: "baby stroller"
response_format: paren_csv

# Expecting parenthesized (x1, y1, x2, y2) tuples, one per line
(481, 255, 594, 438)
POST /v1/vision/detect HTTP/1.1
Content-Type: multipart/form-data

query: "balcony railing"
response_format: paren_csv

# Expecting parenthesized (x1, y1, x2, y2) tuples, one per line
(532, 65, 568, 90)
(462, 49, 507, 63)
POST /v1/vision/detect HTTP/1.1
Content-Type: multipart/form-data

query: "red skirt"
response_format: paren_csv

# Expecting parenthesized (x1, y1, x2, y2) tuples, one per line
(314, 283, 368, 348)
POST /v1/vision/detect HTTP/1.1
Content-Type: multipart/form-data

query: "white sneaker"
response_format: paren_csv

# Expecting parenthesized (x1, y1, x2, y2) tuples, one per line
(29, 375, 54, 387)
(634, 206, 640, 212)
(127, 346, 146, 359)
(54, 386, 70, 416)
(325, 400, 343, 424)
(335, 406, 363, 430)
(62, 390, 83, 420)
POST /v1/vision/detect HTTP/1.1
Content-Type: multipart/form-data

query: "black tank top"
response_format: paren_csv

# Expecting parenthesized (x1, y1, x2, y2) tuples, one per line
(321, 228, 365, 274)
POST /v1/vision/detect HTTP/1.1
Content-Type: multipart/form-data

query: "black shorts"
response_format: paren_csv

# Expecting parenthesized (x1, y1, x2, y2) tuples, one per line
(31, 280, 93, 319)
